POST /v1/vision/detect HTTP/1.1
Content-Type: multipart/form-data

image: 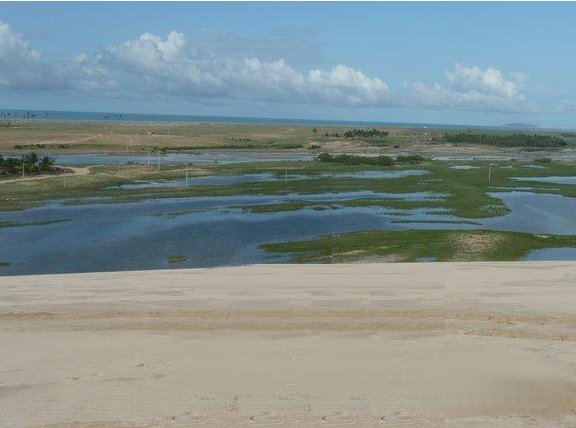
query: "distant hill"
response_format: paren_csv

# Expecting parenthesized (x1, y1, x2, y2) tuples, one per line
(502, 123, 540, 129)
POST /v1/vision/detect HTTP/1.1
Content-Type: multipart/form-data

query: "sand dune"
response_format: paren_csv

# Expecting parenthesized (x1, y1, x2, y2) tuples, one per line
(1, 262, 575, 427)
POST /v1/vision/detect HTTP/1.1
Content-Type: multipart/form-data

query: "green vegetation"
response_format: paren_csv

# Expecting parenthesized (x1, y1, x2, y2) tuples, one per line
(1, 159, 575, 218)
(261, 230, 576, 263)
(444, 132, 567, 148)
(0, 219, 70, 228)
(317, 153, 424, 166)
(240, 199, 444, 214)
(323, 128, 389, 140)
(14, 143, 47, 149)
(0, 152, 55, 176)
(168, 255, 188, 263)
(343, 128, 388, 140)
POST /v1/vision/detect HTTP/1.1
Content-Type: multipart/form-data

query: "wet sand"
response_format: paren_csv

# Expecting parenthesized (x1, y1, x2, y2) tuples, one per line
(1, 262, 575, 427)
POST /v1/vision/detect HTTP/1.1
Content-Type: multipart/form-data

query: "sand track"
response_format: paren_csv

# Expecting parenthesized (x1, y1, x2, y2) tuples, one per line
(0, 166, 90, 185)
(1, 263, 576, 427)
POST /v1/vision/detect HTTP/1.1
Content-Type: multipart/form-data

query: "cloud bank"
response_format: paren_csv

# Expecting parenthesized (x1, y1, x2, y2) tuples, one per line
(405, 64, 526, 112)
(0, 20, 529, 113)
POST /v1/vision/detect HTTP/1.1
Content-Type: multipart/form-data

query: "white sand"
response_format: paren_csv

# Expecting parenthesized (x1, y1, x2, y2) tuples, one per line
(1, 262, 575, 427)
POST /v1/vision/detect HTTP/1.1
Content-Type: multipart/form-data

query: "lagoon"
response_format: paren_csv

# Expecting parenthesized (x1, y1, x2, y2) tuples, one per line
(1, 189, 576, 275)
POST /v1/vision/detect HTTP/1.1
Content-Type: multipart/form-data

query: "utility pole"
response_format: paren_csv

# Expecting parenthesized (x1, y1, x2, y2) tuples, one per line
(157, 151, 160, 171)
(185, 166, 189, 187)
(147, 148, 150, 166)
(22, 162, 25, 177)
(285, 168, 288, 184)
(488, 163, 494, 184)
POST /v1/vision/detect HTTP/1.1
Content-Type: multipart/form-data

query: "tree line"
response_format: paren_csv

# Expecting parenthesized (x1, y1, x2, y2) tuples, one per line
(0, 152, 55, 175)
(443, 133, 567, 148)
(323, 128, 389, 140)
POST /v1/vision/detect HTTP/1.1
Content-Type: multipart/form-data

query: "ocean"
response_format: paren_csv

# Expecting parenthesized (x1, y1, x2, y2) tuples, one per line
(0, 109, 489, 129)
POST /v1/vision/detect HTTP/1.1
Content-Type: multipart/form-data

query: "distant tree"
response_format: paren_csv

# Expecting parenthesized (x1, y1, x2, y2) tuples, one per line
(39, 156, 55, 171)
(443, 132, 567, 148)
(0, 152, 55, 175)
(342, 128, 389, 140)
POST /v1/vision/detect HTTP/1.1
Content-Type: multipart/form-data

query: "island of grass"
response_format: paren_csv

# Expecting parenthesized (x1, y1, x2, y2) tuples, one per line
(0, 219, 71, 229)
(168, 255, 188, 264)
(317, 152, 424, 166)
(260, 230, 576, 263)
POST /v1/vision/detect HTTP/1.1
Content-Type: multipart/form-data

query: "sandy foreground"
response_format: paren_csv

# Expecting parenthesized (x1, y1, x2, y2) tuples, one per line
(1, 262, 575, 427)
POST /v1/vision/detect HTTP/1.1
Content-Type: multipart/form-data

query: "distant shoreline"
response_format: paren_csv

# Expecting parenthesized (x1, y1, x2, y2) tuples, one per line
(0, 108, 561, 131)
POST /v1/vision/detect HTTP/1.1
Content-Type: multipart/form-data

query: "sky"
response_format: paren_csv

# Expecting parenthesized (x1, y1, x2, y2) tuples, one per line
(1, 2, 576, 127)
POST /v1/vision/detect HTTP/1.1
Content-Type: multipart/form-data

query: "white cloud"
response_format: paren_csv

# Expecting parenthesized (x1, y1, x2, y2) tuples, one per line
(71, 31, 391, 107)
(406, 63, 527, 112)
(0, 20, 63, 90)
(446, 63, 518, 98)
(0, 21, 534, 115)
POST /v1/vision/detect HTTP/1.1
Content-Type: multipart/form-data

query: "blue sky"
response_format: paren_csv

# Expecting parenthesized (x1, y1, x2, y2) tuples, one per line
(1, 2, 576, 127)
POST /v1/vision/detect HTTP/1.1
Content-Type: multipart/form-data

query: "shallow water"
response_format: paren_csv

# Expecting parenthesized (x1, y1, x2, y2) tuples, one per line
(522, 164, 547, 169)
(511, 176, 576, 185)
(415, 256, 437, 262)
(0, 190, 454, 276)
(112, 170, 429, 190)
(485, 192, 576, 235)
(523, 247, 576, 261)
(449, 165, 480, 170)
(1, 190, 575, 275)
(113, 173, 277, 189)
(52, 151, 314, 166)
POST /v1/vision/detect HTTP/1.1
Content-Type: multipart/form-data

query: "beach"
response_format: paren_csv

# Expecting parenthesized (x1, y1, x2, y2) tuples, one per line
(1, 262, 575, 427)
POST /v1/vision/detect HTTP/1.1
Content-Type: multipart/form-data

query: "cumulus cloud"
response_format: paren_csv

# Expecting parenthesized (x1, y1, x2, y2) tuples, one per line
(70, 31, 390, 107)
(406, 63, 527, 112)
(0, 20, 64, 90)
(1, 21, 533, 114)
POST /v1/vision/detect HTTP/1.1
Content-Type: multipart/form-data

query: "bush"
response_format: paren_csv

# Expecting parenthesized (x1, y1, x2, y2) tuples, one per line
(396, 155, 424, 164)
(316, 153, 421, 166)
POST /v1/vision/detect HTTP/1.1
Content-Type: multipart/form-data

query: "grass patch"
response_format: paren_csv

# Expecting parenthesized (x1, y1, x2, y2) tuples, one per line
(0, 219, 71, 228)
(260, 230, 576, 263)
(168, 255, 188, 264)
(1, 159, 574, 220)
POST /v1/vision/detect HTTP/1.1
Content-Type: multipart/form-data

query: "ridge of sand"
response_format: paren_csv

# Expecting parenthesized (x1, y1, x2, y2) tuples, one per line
(1, 262, 576, 427)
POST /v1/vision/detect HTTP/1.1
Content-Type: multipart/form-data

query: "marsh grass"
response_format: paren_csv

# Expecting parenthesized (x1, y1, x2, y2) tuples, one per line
(168, 255, 188, 264)
(0, 219, 71, 228)
(261, 230, 576, 263)
(1, 159, 574, 220)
